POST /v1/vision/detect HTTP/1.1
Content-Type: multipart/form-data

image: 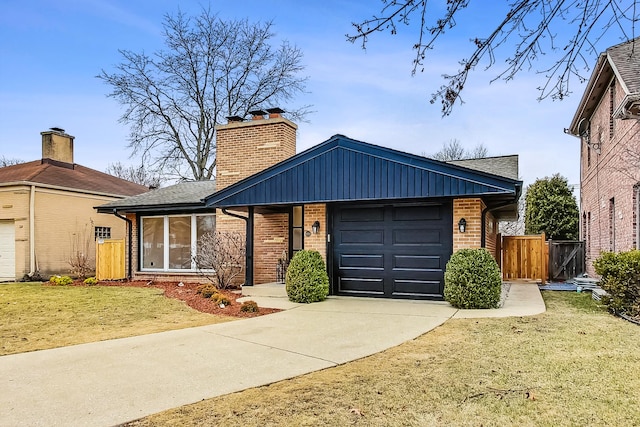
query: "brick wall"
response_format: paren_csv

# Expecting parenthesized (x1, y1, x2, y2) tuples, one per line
(0, 184, 128, 279)
(580, 75, 640, 276)
(253, 212, 289, 284)
(215, 116, 297, 190)
(453, 198, 483, 251)
(303, 204, 327, 263)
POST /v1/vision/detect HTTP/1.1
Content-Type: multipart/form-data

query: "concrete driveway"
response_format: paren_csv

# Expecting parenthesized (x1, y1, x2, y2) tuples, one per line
(0, 283, 544, 427)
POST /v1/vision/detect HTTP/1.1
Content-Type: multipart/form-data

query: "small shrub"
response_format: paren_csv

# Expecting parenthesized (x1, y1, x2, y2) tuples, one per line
(286, 250, 329, 303)
(83, 277, 98, 286)
(240, 300, 259, 313)
(49, 275, 73, 286)
(594, 250, 640, 316)
(197, 283, 217, 298)
(444, 248, 502, 309)
(211, 292, 231, 306)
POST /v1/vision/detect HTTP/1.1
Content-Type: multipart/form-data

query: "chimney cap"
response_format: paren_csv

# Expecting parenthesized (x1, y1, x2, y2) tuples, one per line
(248, 109, 267, 116)
(49, 127, 66, 133)
(266, 107, 285, 114)
(226, 115, 244, 123)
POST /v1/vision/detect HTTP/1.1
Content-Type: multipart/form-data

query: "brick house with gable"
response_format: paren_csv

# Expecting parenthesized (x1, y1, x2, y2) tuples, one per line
(567, 37, 640, 276)
(99, 109, 522, 300)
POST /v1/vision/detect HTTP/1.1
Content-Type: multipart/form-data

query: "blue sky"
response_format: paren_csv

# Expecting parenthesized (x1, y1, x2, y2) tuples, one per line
(0, 0, 626, 189)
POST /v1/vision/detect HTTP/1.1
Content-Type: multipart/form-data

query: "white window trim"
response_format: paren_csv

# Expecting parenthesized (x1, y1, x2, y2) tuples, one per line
(141, 213, 215, 272)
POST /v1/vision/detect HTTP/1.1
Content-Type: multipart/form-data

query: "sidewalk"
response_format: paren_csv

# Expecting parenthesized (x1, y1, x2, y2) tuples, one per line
(0, 283, 545, 427)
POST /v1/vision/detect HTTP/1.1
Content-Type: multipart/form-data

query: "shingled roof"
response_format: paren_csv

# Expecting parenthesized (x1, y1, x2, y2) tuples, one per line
(0, 158, 149, 197)
(569, 37, 640, 131)
(608, 37, 640, 94)
(96, 180, 217, 213)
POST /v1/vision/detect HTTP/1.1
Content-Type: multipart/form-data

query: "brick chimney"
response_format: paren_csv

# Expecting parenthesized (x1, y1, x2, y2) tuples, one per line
(215, 108, 297, 190)
(41, 128, 74, 164)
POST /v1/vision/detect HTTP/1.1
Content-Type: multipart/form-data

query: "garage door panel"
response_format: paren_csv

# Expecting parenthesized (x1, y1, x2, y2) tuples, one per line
(338, 206, 384, 222)
(339, 254, 384, 269)
(392, 228, 443, 245)
(392, 279, 442, 297)
(339, 229, 384, 245)
(392, 205, 442, 221)
(392, 255, 442, 271)
(339, 277, 384, 295)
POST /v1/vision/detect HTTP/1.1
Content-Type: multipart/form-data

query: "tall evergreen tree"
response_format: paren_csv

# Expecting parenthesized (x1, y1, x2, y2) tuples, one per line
(525, 174, 579, 240)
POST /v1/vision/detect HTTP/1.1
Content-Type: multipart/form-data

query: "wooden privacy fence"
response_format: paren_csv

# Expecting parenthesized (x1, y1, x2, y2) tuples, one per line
(96, 239, 126, 280)
(501, 234, 548, 282)
(548, 240, 585, 281)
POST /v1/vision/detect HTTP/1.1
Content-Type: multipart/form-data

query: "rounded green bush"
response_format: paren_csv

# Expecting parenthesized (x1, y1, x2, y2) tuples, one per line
(83, 277, 98, 286)
(444, 248, 502, 309)
(285, 250, 329, 303)
(594, 250, 640, 316)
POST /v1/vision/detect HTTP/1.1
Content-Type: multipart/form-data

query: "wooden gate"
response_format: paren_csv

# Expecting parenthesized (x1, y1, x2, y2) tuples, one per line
(96, 239, 126, 280)
(501, 234, 548, 282)
(548, 240, 585, 281)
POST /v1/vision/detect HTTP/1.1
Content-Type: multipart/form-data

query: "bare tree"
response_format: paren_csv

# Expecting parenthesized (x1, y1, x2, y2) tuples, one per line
(105, 161, 164, 188)
(0, 156, 24, 167)
(98, 8, 309, 181)
(429, 139, 488, 161)
(193, 231, 246, 289)
(347, 1, 638, 116)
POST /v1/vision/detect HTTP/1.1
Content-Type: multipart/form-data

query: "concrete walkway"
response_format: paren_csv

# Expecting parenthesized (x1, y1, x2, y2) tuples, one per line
(0, 283, 545, 427)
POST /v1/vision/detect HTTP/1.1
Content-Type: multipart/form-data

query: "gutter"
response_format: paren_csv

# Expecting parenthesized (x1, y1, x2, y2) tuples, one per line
(222, 207, 254, 286)
(112, 209, 133, 280)
(481, 199, 519, 248)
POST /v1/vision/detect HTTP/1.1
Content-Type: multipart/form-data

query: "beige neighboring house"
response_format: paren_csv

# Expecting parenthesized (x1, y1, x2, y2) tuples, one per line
(0, 128, 149, 281)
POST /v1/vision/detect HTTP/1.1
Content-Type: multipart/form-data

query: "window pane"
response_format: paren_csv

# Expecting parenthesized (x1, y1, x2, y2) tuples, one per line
(197, 215, 216, 241)
(169, 216, 191, 269)
(142, 217, 164, 269)
(293, 206, 303, 227)
(293, 228, 303, 250)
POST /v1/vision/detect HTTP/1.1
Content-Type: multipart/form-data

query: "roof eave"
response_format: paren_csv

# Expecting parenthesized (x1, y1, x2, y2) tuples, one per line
(568, 53, 611, 134)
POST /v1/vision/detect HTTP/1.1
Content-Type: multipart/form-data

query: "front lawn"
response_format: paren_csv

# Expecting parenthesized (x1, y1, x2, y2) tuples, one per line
(126, 292, 640, 426)
(0, 282, 234, 355)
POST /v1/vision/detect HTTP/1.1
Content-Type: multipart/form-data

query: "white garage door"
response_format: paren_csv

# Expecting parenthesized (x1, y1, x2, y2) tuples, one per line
(0, 221, 16, 281)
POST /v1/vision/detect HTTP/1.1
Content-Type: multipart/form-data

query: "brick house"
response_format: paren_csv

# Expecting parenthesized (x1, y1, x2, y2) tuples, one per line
(0, 129, 149, 281)
(98, 110, 521, 300)
(567, 37, 640, 276)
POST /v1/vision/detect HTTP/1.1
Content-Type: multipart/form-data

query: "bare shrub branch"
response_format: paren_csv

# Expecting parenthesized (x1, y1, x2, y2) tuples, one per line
(68, 222, 94, 280)
(193, 231, 246, 289)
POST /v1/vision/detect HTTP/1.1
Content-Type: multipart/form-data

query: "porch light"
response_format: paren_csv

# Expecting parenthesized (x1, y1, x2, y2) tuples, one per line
(312, 221, 321, 234)
(458, 218, 467, 233)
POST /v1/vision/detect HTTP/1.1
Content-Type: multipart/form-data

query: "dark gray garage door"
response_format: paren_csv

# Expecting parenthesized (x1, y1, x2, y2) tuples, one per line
(332, 202, 452, 299)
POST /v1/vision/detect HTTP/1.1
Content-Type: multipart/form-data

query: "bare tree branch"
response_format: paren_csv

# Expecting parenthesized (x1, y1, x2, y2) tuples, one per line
(104, 161, 164, 188)
(427, 139, 488, 160)
(348, 1, 638, 116)
(98, 8, 309, 181)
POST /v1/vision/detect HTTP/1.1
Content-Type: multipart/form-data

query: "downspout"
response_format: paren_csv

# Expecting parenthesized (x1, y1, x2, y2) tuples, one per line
(112, 209, 132, 280)
(222, 207, 254, 286)
(28, 185, 36, 276)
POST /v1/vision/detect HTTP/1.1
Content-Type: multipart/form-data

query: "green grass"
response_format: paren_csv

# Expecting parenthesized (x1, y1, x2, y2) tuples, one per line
(0, 282, 233, 355)
(126, 291, 640, 427)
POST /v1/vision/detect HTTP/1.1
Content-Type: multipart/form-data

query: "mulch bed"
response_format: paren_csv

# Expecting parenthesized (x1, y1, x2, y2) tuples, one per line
(63, 280, 281, 318)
